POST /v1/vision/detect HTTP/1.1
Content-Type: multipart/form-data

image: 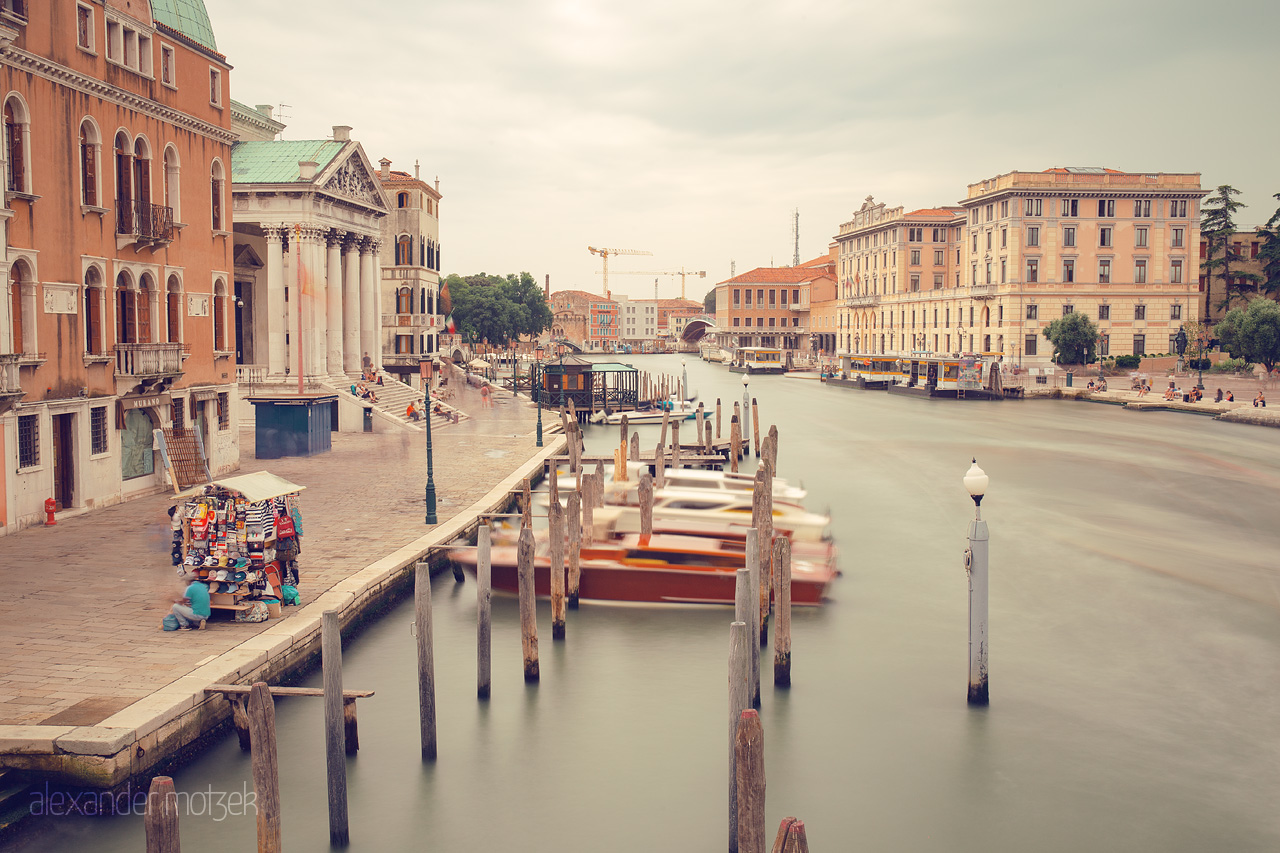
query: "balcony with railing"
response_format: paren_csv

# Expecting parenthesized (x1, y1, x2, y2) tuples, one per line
(970, 284, 998, 299)
(382, 313, 440, 330)
(116, 199, 174, 245)
(844, 293, 881, 308)
(115, 342, 185, 387)
(0, 352, 23, 414)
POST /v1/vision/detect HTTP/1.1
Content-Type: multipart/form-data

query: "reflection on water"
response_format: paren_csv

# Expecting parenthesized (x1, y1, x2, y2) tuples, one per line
(15, 356, 1280, 852)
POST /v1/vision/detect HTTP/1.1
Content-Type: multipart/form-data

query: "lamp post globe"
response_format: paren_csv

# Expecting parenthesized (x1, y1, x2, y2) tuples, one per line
(534, 344, 544, 447)
(963, 457, 989, 706)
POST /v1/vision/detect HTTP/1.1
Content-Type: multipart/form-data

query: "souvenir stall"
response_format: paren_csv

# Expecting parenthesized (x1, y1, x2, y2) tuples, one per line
(172, 472, 306, 622)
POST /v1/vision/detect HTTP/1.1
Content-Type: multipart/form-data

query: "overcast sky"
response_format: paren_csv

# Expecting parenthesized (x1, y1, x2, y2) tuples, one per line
(210, 0, 1280, 301)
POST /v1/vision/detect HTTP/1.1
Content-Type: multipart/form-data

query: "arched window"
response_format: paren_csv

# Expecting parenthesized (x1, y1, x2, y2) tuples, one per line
(395, 235, 412, 266)
(166, 274, 182, 343)
(4, 96, 29, 194)
(132, 135, 151, 207)
(210, 159, 224, 230)
(9, 261, 28, 353)
(213, 278, 227, 351)
(396, 286, 412, 314)
(397, 192, 408, 208)
(116, 270, 137, 344)
(84, 266, 104, 355)
(79, 119, 100, 206)
(137, 272, 154, 343)
(163, 144, 180, 220)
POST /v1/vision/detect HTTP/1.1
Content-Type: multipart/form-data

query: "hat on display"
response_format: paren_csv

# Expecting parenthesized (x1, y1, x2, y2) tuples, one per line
(215, 569, 229, 582)
(232, 571, 247, 582)
(203, 555, 218, 567)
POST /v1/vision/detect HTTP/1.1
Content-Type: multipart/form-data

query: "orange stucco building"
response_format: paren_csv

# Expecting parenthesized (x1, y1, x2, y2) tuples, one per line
(0, 0, 237, 532)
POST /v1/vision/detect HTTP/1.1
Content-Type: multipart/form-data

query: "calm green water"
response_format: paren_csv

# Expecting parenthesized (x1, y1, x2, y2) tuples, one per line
(14, 356, 1280, 852)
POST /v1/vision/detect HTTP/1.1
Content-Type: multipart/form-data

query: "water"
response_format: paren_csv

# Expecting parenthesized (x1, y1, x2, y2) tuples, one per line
(14, 356, 1280, 852)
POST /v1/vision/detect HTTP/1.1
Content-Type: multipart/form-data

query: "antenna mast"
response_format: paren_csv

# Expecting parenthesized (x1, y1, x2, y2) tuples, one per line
(792, 208, 800, 266)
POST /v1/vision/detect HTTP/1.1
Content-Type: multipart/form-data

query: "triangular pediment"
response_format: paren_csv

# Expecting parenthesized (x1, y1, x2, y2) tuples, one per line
(234, 243, 264, 269)
(317, 146, 389, 212)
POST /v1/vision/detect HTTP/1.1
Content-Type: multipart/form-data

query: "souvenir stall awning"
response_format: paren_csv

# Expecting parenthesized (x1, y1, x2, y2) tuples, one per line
(176, 471, 306, 502)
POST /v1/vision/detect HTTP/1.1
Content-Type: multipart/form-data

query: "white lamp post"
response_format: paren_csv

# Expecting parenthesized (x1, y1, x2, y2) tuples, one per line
(741, 375, 750, 415)
(963, 458, 989, 706)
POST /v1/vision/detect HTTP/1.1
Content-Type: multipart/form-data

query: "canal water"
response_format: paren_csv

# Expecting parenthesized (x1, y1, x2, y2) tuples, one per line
(16, 355, 1280, 852)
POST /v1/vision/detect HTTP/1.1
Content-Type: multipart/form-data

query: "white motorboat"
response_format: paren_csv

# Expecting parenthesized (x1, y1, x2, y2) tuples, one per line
(541, 463, 807, 508)
(593, 397, 698, 425)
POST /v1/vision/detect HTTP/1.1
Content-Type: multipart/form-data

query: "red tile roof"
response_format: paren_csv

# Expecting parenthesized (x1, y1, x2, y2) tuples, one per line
(905, 207, 964, 219)
(1042, 167, 1125, 174)
(724, 267, 834, 285)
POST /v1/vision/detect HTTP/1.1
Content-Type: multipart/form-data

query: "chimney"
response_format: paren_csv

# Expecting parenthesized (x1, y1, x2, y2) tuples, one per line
(414, 159, 420, 180)
(378, 158, 391, 180)
(298, 160, 317, 181)
(255, 104, 273, 120)
(434, 176, 440, 192)
(332, 125, 352, 142)
(544, 274, 549, 300)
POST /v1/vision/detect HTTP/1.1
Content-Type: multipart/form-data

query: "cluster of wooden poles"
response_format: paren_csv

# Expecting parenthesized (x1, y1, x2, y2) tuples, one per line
(638, 370, 687, 407)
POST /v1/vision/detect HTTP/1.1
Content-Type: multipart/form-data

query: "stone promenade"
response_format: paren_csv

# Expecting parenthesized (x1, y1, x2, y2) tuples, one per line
(0, 379, 545, 727)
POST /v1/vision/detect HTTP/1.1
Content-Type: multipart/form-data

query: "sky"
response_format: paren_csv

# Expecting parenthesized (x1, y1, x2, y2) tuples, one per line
(209, 0, 1280, 302)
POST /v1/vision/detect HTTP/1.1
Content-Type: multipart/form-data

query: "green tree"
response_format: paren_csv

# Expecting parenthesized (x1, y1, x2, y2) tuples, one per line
(1257, 193, 1280, 300)
(1041, 311, 1099, 365)
(1200, 185, 1262, 314)
(443, 272, 552, 346)
(498, 272, 554, 339)
(1216, 298, 1280, 372)
(703, 286, 717, 315)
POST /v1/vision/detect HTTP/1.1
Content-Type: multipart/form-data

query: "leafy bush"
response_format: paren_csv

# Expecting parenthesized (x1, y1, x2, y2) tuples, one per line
(1209, 357, 1251, 373)
(1114, 355, 1141, 369)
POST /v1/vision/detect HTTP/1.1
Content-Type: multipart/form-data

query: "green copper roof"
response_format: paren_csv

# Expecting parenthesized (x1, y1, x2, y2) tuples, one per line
(232, 140, 346, 185)
(151, 0, 218, 52)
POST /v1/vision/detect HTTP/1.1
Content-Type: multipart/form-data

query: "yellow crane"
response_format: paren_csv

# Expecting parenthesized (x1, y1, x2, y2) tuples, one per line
(598, 267, 708, 300)
(588, 246, 652, 296)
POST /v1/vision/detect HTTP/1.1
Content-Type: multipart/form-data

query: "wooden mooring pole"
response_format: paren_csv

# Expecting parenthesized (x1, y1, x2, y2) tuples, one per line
(630, 431, 640, 461)
(522, 477, 532, 528)
(654, 442, 666, 489)
(549, 497, 566, 639)
(671, 420, 682, 470)
(477, 523, 492, 697)
(144, 776, 180, 853)
(567, 490, 582, 609)
(773, 537, 791, 688)
(746, 527, 761, 708)
(705, 420, 714, 456)
(247, 682, 282, 853)
(752, 398, 761, 458)
(716, 397, 722, 438)
(766, 425, 778, 475)
(639, 471, 653, 536)
(735, 709, 766, 853)
(517, 525, 539, 681)
(728, 620, 750, 853)
(771, 818, 810, 853)
(322, 610, 350, 846)
(415, 562, 437, 758)
(730, 416, 741, 474)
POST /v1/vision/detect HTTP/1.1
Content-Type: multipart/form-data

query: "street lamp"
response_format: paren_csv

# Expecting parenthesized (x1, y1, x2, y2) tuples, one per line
(963, 458, 989, 707)
(424, 376, 438, 526)
(558, 340, 566, 412)
(1195, 331, 1208, 390)
(741, 375, 749, 414)
(535, 344, 544, 447)
(511, 340, 518, 397)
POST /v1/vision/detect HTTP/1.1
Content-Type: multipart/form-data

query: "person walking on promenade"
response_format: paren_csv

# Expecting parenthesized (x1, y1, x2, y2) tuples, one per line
(170, 578, 209, 630)
(481, 383, 492, 409)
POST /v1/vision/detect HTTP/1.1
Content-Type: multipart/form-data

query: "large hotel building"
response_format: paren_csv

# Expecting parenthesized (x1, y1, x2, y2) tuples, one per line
(832, 168, 1206, 367)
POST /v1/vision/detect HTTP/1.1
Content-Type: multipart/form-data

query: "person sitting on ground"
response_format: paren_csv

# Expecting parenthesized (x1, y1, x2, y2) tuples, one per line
(170, 577, 210, 630)
(1190, 387, 1202, 403)
(1087, 379, 1096, 390)
(1255, 391, 1267, 408)
(1097, 379, 1108, 392)
(1226, 390, 1234, 402)
(407, 401, 421, 421)
(1137, 383, 1150, 397)
(1215, 388, 1224, 402)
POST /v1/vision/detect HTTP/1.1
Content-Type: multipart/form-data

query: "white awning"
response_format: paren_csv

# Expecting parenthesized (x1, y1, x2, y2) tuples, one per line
(176, 471, 306, 503)
(469, 358, 491, 368)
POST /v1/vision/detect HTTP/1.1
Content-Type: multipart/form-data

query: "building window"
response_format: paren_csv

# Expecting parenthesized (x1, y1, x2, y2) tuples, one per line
(732, 317, 739, 327)
(1026, 259, 1039, 283)
(1170, 304, 1182, 320)
(1062, 198, 1078, 217)
(1001, 259, 1007, 283)
(1063, 260, 1075, 283)
(172, 397, 185, 429)
(932, 228, 945, 242)
(160, 44, 175, 86)
(217, 392, 230, 429)
(1170, 259, 1183, 284)
(768, 290, 776, 309)
(1099, 259, 1111, 283)
(1062, 226, 1075, 248)
(80, 119, 100, 206)
(209, 67, 223, 107)
(1026, 304, 1038, 320)
(985, 262, 992, 284)
(1133, 334, 1145, 356)
(732, 289, 740, 308)
(210, 160, 224, 230)
(1134, 305, 1146, 321)
(910, 249, 920, 265)
(986, 231, 992, 251)
(744, 317, 752, 327)
(1097, 199, 1115, 218)
(213, 279, 227, 350)
(933, 249, 944, 265)
(986, 203, 994, 221)
(768, 317, 776, 327)
(1170, 200, 1188, 218)
(91, 406, 108, 454)
(908, 227, 922, 242)
(397, 192, 409, 208)
(934, 274, 943, 289)
(84, 266, 104, 354)
(1134, 199, 1151, 218)
(1024, 334, 1037, 356)
(756, 289, 764, 305)
(1000, 200, 1009, 218)
(4, 96, 29, 194)
(1172, 228, 1184, 248)
(17, 413, 38, 468)
(1135, 227, 1148, 248)
(910, 274, 920, 292)
(1134, 259, 1147, 284)
(1062, 304, 1074, 316)
(1027, 226, 1040, 247)
(1024, 198, 1042, 217)
(395, 236, 412, 265)
(1099, 227, 1113, 247)
(1098, 304, 1110, 320)
(77, 3, 94, 51)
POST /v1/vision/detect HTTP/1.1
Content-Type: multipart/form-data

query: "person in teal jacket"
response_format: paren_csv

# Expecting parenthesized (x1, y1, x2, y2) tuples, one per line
(171, 579, 210, 630)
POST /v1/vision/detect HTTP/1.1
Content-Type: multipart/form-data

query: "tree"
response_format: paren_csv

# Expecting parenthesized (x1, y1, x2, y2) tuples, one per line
(1216, 298, 1280, 373)
(1257, 193, 1280, 300)
(1200, 185, 1262, 314)
(442, 271, 551, 346)
(1041, 311, 1098, 366)
(703, 286, 717, 315)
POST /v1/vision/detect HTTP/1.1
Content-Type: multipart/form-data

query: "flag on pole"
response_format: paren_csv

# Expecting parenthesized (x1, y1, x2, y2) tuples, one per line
(446, 313, 457, 334)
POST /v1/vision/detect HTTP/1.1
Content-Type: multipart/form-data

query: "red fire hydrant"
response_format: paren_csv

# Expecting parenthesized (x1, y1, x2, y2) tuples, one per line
(44, 497, 57, 526)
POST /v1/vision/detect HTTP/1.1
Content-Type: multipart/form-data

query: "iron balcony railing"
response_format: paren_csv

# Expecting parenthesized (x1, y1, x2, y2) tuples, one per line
(116, 199, 174, 241)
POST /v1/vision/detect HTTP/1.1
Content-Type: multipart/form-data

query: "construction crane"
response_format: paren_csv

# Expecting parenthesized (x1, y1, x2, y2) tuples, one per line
(588, 246, 651, 296)
(594, 267, 708, 299)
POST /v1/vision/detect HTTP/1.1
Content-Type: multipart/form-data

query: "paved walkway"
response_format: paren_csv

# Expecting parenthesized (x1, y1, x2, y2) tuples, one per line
(0, 378, 542, 726)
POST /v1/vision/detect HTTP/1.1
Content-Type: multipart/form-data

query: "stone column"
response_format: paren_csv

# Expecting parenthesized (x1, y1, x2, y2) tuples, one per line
(286, 225, 302, 379)
(305, 226, 327, 380)
(342, 234, 361, 373)
(265, 226, 286, 376)
(326, 231, 344, 376)
(359, 238, 378, 372)
(372, 242, 384, 371)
